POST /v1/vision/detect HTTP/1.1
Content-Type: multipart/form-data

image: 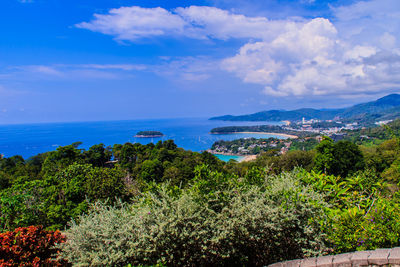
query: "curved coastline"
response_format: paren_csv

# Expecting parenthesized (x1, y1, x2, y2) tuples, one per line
(210, 131, 298, 139)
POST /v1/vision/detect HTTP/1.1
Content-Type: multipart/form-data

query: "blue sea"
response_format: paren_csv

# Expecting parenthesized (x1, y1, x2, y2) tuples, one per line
(214, 154, 245, 162)
(0, 118, 286, 159)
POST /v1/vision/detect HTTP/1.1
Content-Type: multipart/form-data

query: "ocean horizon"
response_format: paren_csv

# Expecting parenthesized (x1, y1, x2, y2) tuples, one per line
(0, 117, 286, 159)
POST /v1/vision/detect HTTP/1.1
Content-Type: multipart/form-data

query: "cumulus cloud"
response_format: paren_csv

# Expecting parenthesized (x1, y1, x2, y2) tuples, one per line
(174, 6, 284, 40)
(76, 6, 290, 41)
(76, 7, 188, 41)
(222, 18, 346, 96)
(221, 17, 390, 96)
(221, 0, 400, 97)
(77, 1, 400, 97)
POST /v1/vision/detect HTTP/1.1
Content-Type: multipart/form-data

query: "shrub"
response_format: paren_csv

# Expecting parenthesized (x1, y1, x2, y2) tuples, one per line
(324, 198, 400, 253)
(59, 171, 327, 266)
(300, 169, 400, 253)
(0, 225, 67, 266)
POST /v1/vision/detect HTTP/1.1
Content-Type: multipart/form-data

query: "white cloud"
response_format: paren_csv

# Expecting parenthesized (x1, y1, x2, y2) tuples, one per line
(76, 6, 292, 41)
(332, 0, 400, 22)
(154, 56, 219, 82)
(220, 0, 400, 97)
(77, 2, 400, 97)
(380, 33, 396, 50)
(222, 11, 400, 97)
(16, 65, 64, 76)
(69, 64, 147, 71)
(76, 6, 188, 41)
(332, 0, 400, 47)
(10, 64, 147, 80)
(344, 45, 377, 61)
(174, 6, 282, 40)
(222, 18, 348, 96)
(8, 60, 215, 84)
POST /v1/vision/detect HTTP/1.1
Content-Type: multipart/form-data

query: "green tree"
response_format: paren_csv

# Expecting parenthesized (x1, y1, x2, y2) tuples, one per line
(0, 171, 10, 190)
(314, 137, 336, 174)
(332, 140, 365, 177)
(84, 143, 112, 167)
(41, 144, 83, 176)
(84, 167, 127, 200)
(43, 163, 93, 229)
(139, 159, 163, 182)
(314, 138, 364, 177)
(0, 180, 46, 231)
(118, 143, 137, 171)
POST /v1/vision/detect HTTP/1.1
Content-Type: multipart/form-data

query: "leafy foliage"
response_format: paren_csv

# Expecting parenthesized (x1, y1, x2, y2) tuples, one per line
(59, 170, 327, 266)
(301, 170, 400, 253)
(211, 137, 285, 155)
(314, 137, 365, 177)
(0, 140, 224, 231)
(0, 225, 67, 266)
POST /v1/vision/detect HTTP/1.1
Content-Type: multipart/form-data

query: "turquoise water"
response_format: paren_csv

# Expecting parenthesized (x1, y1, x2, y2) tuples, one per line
(0, 118, 286, 159)
(213, 154, 245, 162)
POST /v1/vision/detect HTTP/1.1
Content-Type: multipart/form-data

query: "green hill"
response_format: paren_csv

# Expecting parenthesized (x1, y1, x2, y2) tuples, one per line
(340, 94, 400, 118)
(210, 93, 400, 122)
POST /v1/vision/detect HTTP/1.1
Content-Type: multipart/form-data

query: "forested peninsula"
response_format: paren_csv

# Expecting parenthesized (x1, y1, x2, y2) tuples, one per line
(210, 125, 312, 138)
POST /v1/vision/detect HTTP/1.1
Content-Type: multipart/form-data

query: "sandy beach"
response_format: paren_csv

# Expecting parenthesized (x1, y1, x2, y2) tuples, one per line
(240, 155, 257, 162)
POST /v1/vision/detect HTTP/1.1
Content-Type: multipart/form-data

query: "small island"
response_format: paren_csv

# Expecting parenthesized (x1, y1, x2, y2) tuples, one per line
(134, 131, 164, 138)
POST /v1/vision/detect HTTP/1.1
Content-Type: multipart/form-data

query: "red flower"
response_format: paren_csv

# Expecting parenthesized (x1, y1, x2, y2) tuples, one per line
(0, 226, 68, 266)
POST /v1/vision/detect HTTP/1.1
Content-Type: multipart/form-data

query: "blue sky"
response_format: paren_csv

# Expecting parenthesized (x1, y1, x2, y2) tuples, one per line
(0, 0, 399, 124)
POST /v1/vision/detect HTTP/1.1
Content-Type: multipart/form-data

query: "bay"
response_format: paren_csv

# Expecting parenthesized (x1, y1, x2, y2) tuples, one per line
(213, 154, 245, 162)
(0, 118, 286, 159)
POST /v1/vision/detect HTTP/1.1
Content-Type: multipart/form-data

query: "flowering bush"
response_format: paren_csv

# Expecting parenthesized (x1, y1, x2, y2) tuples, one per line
(0, 225, 67, 266)
(59, 171, 327, 266)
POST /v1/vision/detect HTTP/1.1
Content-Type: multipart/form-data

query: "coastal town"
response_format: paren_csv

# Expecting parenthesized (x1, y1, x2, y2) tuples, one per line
(284, 117, 393, 135)
(208, 117, 395, 159)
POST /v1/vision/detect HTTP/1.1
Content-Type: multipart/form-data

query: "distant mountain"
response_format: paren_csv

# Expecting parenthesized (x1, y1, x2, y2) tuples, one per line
(211, 108, 344, 122)
(209, 94, 400, 122)
(339, 94, 400, 118)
